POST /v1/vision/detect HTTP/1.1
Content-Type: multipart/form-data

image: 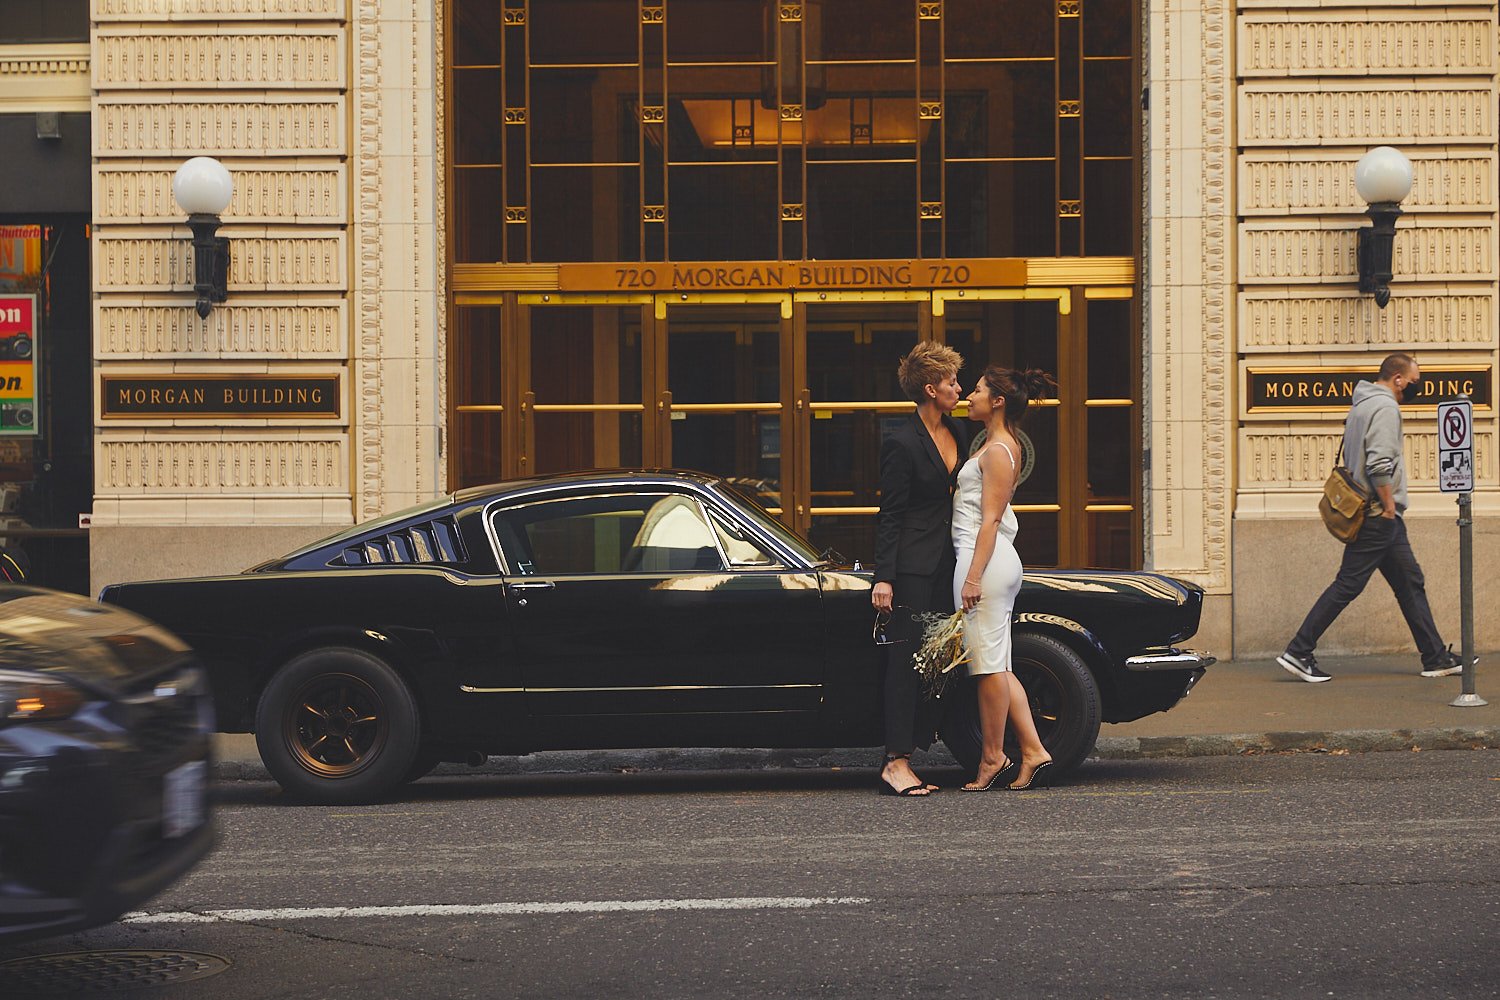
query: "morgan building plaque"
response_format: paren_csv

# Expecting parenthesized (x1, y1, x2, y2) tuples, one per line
(101, 374, 342, 419)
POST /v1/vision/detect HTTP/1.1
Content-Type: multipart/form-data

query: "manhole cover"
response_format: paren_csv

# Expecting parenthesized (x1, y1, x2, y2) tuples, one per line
(0, 950, 231, 994)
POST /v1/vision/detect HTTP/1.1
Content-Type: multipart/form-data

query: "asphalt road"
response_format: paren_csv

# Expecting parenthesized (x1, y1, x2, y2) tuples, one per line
(5, 750, 1497, 999)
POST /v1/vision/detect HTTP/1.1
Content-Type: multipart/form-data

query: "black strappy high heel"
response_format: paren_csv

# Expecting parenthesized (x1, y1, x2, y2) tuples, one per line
(1008, 759, 1053, 791)
(961, 757, 1018, 792)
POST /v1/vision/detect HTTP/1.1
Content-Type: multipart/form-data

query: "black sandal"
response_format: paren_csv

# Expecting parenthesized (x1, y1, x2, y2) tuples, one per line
(879, 754, 937, 796)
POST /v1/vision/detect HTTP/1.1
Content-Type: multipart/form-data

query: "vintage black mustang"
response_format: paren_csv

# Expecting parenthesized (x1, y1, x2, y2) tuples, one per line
(100, 471, 1213, 804)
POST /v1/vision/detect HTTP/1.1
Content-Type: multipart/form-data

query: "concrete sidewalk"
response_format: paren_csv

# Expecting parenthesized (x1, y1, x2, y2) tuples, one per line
(211, 652, 1499, 782)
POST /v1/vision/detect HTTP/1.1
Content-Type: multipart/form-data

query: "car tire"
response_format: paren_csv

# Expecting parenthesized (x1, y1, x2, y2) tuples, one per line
(255, 647, 420, 804)
(402, 749, 445, 784)
(939, 631, 1102, 780)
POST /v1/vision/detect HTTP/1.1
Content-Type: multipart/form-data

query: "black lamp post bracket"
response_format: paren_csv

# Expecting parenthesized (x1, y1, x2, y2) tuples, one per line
(186, 213, 230, 319)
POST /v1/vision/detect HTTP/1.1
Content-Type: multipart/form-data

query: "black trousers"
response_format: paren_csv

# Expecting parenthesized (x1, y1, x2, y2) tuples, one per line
(884, 564, 955, 756)
(1287, 514, 1446, 664)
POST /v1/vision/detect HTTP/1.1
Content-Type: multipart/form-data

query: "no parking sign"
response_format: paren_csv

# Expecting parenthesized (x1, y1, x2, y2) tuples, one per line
(1437, 398, 1473, 493)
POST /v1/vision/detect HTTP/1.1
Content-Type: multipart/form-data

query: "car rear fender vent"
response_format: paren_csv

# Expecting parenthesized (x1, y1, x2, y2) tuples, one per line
(337, 516, 467, 567)
(0, 951, 232, 994)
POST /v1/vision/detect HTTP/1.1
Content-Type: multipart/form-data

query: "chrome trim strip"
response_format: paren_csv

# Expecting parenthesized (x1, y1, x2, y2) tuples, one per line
(459, 683, 821, 694)
(527, 684, 821, 693)
(1125, 650, 1216, 671)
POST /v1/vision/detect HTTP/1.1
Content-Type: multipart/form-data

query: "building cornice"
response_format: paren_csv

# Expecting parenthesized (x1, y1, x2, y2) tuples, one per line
(0, 43, 90, 113)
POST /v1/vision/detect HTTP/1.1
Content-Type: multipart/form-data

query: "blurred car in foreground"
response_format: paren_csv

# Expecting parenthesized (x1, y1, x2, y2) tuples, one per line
(0, 587, 214, 944)
(99, 470, 1212, 805)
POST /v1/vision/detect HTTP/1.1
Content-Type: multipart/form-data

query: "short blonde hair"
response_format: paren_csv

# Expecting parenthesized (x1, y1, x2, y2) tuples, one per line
(897, 341, 963, 403)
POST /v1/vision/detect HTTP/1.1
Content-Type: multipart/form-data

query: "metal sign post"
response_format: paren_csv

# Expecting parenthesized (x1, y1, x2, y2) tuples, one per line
(1437, 396, 1484, 707)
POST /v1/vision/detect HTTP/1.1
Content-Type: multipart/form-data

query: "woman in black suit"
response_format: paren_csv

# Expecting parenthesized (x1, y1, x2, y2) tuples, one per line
(871, 341, 968, 796)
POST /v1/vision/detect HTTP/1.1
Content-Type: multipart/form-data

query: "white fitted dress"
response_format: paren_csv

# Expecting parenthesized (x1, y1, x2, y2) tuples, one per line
(951, 443, 1023, 676)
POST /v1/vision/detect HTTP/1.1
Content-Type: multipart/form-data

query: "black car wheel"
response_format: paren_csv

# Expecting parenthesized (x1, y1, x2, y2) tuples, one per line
(255, 647, 419, 804)
(939, 631, 1102, 779)
(402, 749, 445, 784)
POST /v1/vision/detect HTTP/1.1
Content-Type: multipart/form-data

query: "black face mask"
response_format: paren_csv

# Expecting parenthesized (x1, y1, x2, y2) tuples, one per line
(1401, 379, 1422, 404)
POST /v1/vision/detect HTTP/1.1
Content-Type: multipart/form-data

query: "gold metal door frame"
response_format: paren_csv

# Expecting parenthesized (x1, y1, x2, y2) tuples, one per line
(455, 285, 1139, 566)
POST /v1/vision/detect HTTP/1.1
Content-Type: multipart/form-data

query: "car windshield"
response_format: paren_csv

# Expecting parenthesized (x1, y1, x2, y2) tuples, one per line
(716, 483, 822, 565)
(276, 496, 455, 561)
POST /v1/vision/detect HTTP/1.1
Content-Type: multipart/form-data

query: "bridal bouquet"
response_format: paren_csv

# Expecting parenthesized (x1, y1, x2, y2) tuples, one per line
(910, 609, 969, 697)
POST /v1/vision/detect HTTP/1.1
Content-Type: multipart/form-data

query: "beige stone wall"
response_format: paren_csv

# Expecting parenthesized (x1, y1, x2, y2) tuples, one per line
(1229, 0, 1500, 654)
(88, 0, 443, 590)
(1146, 0, 1237, 621)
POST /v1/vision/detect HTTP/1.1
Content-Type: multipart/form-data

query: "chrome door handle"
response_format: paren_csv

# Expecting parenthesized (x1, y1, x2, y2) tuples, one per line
(508, 580, 556, 591)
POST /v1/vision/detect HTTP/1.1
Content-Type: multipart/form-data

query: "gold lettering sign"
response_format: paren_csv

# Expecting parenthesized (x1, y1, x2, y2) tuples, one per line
(557, 258, 1027, 292)
(100, 374, 342, 419)
(1246, 367, 1492, 412)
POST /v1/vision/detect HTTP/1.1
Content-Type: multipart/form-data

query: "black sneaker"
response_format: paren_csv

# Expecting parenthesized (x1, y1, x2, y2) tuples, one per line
(1420, 646, 1475, 678)
(1277, 651, 1332, 683)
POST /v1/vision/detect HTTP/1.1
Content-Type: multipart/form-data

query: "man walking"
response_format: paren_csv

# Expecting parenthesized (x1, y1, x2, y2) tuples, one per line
(1277, 353, 1467, 683)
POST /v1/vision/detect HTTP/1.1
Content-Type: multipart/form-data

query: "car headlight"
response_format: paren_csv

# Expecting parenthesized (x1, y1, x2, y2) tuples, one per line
(0, 670, 86, 725)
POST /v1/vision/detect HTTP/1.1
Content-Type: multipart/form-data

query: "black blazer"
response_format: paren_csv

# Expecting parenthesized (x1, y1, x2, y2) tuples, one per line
(872, 411, 969, 584)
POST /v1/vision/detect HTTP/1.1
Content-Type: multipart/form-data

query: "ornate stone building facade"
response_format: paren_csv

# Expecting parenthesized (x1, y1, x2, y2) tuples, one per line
(42, 0, 1496, 655)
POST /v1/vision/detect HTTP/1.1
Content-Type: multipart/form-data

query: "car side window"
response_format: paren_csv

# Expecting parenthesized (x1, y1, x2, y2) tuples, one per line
(706, 507, 782, 568)
(492, 493, 726, 576)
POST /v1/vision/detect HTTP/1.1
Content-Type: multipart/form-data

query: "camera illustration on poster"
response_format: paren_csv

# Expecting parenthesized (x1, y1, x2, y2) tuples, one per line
(0, 293, 38, 437)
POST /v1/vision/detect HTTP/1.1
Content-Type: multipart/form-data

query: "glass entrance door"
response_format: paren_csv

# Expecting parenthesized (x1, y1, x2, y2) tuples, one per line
(468, 286, 1139, 569)
(800, 300, 925, 560)
(662, 304, 787, 514)
(522, 303, 650, 476)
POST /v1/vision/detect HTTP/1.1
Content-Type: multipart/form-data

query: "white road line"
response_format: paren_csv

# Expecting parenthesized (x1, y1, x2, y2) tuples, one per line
(121, 896, 871, 924)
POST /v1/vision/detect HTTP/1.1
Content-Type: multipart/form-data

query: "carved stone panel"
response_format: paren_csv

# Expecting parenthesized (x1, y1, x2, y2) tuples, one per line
(95, 298, 347, 358)
(95, 435, 348, 494)
(93, 28, 345, 89)
(91, 0, 346, 20)
(94, 163, 346, 224)
(1238, 13, 1494, 77)
(1239, 288, 1497, 351)
(94, 228, 348, 292)
(1241, 428, 1493, 486)
(1238, 152, 1495, 216)
(1238, 83, 1494, 146)
(93, 95, 346, 157)
(1238, 221, 1495, 283)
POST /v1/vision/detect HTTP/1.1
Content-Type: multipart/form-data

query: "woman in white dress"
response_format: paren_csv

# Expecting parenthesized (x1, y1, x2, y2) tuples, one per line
(953, 366, 1056, 791)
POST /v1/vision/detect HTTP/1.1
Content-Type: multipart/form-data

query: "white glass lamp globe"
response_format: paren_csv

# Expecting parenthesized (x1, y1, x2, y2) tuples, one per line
(1353, 146, 1413, 206)
(172, 157, 234, 216)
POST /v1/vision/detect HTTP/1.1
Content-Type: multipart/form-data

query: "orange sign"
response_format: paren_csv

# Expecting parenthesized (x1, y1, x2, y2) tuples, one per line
(0, 226, 42, 282)
(557, 257, 1027, 293)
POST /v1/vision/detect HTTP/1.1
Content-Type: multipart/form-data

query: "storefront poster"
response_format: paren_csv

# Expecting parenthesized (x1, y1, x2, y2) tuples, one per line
(0, 226, 42, 284)
(0, 294, 38, 436)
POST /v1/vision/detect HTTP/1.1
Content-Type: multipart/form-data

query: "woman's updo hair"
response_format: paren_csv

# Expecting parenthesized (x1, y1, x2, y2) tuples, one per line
(896, 341, 964, 403)
(978, 366, 1056, 427)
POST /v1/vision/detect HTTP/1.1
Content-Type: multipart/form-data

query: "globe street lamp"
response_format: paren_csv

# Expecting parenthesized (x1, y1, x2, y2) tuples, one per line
(1353, 146, 1414, 309)
(172, 157, 234, 319)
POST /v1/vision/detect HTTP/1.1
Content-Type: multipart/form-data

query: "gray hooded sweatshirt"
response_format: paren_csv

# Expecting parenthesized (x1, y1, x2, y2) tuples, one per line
(1344, 378, 1406, 513)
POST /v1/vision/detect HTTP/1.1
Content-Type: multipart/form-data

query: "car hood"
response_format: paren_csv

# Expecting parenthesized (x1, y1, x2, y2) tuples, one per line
(0, 586, 194, 694)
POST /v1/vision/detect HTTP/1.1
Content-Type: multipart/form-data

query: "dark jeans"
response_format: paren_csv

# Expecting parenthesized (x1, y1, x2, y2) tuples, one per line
(884, 566, 954, 756)
(1288, 514, 1446, 664)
